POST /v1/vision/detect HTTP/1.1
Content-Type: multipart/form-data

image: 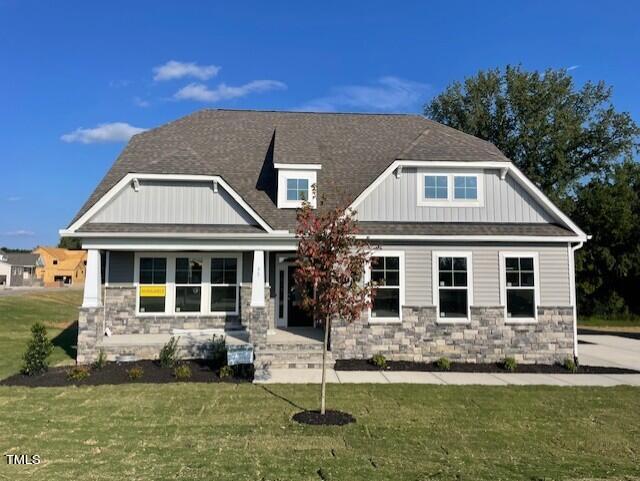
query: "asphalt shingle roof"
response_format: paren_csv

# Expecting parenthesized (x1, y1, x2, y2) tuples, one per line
(70, 109, 509, 231)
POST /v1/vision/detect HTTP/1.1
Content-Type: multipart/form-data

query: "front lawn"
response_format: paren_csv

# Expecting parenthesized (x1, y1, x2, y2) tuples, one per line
(0, 289, 81, 378)
(0, 383, 639, 480)
(579, 316, 640, 331)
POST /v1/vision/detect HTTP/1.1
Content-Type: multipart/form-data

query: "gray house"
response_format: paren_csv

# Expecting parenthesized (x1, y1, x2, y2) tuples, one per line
(61, 109, 587, 371)
(0, 251, 41, 287)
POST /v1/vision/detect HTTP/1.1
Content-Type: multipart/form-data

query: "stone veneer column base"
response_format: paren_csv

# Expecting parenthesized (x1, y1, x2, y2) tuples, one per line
(76, 306, 104, 364)
(330, 306, 574, 364)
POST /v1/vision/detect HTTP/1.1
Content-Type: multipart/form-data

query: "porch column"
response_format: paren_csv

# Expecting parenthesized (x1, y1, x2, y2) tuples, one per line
(82, 249, 102, 308)
(250, 250, 265, 307)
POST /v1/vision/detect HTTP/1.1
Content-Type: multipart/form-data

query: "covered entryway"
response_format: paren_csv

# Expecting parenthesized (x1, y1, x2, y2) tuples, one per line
(276, 261, 314, 328)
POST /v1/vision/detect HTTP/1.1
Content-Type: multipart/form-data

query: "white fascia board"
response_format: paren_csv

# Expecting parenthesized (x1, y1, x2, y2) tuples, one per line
(66, 173, 275, 234)
(80, 238, 297, 251)
(273, 163, 322, 170)
(356, 234, 582, 242)
(60, 229, 294, 239)
(349, 159, 587, 241)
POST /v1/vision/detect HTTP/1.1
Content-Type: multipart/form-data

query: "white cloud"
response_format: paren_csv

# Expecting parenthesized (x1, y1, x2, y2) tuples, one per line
(6, 196, 21, 202)
(61, 122, 147, 144)
(4, 230, 34, 237)
(174, 80, 287, 103)
(298, 76, 430, 112)
(567, 65, 580, 71)
(153, 60, 221, 82)
(133, 96, 150, 108)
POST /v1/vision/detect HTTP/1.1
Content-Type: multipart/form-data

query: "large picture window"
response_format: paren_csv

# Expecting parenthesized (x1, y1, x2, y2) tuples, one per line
(502, 254, 538, 321)
(175, 257, 202, 313)
(211, 257, 239, 313)
(434, 252, 472, 321)
(369, 254, 403, 320)
(138, 257, 167, 313)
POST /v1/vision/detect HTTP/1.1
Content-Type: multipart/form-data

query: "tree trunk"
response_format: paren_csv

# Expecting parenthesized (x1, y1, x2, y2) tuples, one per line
(320, 317, 330, 415)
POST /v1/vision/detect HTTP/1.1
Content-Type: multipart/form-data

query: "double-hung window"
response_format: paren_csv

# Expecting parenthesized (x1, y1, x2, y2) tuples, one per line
(175, 257, 202, 313)
(368, 252, 404, 321)
(434, 252, 472, 321)
(211, 256, 239, 314)
(501, 253, 538, 321)
(286, 178, 309, 201)
(139, 257, 167, 313)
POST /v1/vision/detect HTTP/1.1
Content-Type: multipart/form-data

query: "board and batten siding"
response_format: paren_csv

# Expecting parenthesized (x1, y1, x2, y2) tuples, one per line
(356, 168, 555, 223)
(90, 180, 257, 225)
(385, 244, 571, 307)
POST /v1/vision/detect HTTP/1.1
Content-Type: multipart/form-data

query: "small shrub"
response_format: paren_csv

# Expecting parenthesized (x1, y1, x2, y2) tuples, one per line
(502, 356, 518, 372)
(563, 357, 578, 373)
(21, 322, 54, 376)
(210, 335, 227, 367)
(127, 366, 144, 380)
(159, 336, 180, 368)
(66, 366, 90, 382)
(435, 357, 451, 371)
(370, 354, 387, 369)
(219, 365, 234, 379)
(93, 349, 107, 370)
(173, 363, 192, 381)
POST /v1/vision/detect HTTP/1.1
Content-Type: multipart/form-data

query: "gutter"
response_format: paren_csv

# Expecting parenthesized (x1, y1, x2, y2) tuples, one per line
(569, 239, 588, 361)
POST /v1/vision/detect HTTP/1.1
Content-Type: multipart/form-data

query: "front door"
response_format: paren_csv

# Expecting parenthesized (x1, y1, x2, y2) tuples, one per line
(286, 266, 314, 327)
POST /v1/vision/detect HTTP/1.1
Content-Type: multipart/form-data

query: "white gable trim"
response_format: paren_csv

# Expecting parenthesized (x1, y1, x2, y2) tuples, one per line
(348, 160, 587, 241)
(67, 173, 277, 234)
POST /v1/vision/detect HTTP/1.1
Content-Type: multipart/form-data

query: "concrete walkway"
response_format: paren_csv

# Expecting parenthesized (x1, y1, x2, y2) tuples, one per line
(578, 334, 640, 371)
(255, 369, 640, 385)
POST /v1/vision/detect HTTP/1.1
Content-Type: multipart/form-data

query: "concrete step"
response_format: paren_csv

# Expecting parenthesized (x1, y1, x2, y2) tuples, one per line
(256, 347, 334, 370)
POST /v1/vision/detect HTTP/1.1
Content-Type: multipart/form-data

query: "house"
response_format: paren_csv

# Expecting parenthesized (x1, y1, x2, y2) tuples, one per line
(61, 109, 587, 370)
(0, 250, 41, 287)
(33, 247, 87, 287)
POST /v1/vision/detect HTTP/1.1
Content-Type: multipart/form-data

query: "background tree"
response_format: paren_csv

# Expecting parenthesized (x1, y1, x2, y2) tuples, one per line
(426, 65, 640, 318)
(426, 65, 639, 207)
(294, 193, 375, 415)
(58, 237, 82, 250)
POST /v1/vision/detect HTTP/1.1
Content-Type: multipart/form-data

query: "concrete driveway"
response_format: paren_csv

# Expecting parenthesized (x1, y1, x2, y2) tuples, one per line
(579, 334, 640, 370)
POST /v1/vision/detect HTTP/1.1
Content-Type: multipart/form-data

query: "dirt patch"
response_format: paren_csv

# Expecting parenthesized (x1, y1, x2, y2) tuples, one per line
(292, 410, 356, 426)
(0, 359, 253, 387)
(334, 359, 639, 374)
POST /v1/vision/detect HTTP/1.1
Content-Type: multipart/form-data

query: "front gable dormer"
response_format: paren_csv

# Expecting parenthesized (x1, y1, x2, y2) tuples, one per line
(274, 163, 321, 209)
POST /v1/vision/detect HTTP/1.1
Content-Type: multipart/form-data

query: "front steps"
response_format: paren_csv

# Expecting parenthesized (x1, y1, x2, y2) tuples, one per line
(255, 329, 334, 372)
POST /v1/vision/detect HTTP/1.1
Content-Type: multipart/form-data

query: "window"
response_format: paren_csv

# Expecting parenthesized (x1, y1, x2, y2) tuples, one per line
(174, 257, 202, 313)
(53, 259, 58, 265)
(454, 176, 477, 200)
(286, 178, 309, 201)
(139, 257, 166, 313)
(211, 257, 239, 313)
(502, 254, 538, 321)
(369, 253, 403, 320)
(424, 175, 448, 199)
(434, 252, 472, 321)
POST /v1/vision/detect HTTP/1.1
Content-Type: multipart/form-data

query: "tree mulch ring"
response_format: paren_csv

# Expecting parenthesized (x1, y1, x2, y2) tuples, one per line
(334, 359, 639, 375)
(0, 359, 254, 387)
(292, 409, 356, 426)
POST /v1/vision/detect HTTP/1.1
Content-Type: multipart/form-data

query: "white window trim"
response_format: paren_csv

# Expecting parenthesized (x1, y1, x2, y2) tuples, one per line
(499, 251, 540, 324)
(134, 252, 242, 317)
(277, 169, 317, 209)
(417, 172, 484, 207)
(432, 251, 473, 324)
(364, 250, 405, 324)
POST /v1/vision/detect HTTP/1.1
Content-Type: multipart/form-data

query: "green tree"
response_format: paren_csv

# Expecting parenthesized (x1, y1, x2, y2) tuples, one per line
(425, 65, 639, 206)
(573, 162, 640, 317)
(21, 322, 54, 376)
(58, 237, 82, 250)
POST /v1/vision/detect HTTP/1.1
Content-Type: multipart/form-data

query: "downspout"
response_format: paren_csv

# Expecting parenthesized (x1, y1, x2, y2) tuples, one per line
(568, 240, 585, 362)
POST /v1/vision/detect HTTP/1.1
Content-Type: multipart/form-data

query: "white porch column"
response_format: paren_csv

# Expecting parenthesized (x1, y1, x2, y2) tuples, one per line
(250, 250, 265, 307)
(82, 249, 102, 308)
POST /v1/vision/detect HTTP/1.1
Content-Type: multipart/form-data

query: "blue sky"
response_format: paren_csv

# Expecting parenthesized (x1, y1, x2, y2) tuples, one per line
(0, 0, 638, 248)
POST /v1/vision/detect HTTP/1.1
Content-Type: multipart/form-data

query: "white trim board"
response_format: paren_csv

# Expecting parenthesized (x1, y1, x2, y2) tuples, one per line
(66, 173, 276, 234)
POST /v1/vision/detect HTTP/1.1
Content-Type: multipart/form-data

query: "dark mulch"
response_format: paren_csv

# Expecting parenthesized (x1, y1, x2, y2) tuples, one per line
(292, 409, 356, 426)
(0, 360, 253, 387)
(578, 328, 640, 340)
(334, 359, 639, 374)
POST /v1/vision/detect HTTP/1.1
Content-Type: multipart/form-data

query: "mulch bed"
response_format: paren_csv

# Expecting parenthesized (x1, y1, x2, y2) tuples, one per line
(334, 359, 639, 374)
(292, 409, 356, 426)
(0, 359, 253, 388)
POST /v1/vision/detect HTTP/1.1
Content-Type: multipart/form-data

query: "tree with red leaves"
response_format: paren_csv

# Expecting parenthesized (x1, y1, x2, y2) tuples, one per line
(294, 192, 376, 415)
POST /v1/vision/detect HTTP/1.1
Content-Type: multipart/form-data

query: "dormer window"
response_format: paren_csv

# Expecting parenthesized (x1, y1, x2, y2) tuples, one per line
(274, 163, 321, 209)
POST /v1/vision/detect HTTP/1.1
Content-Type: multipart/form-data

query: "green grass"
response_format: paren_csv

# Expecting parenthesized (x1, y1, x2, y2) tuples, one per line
(579, 316, 640, 330)
(0, 289, 81, 378)
(0, 384, 639, 480)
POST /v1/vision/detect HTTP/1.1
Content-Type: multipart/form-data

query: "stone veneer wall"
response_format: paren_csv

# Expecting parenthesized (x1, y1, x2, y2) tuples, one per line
(330, 306, 574, 364)
(77, 306, 103, 364)
(240, 284, 274, 369)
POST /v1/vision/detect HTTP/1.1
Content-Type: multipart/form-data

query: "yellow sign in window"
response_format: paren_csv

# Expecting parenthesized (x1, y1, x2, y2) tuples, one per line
(139, 285, 166, 297)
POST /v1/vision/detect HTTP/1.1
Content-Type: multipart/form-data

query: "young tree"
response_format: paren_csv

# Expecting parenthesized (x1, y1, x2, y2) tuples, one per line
(425, 65, 639, 207)
(294, 194, 376, 415)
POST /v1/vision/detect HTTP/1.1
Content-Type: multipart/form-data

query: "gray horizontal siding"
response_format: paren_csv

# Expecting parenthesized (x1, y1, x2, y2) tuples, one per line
(357, 168, 555, 223)
(91, 180, 257, 225)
